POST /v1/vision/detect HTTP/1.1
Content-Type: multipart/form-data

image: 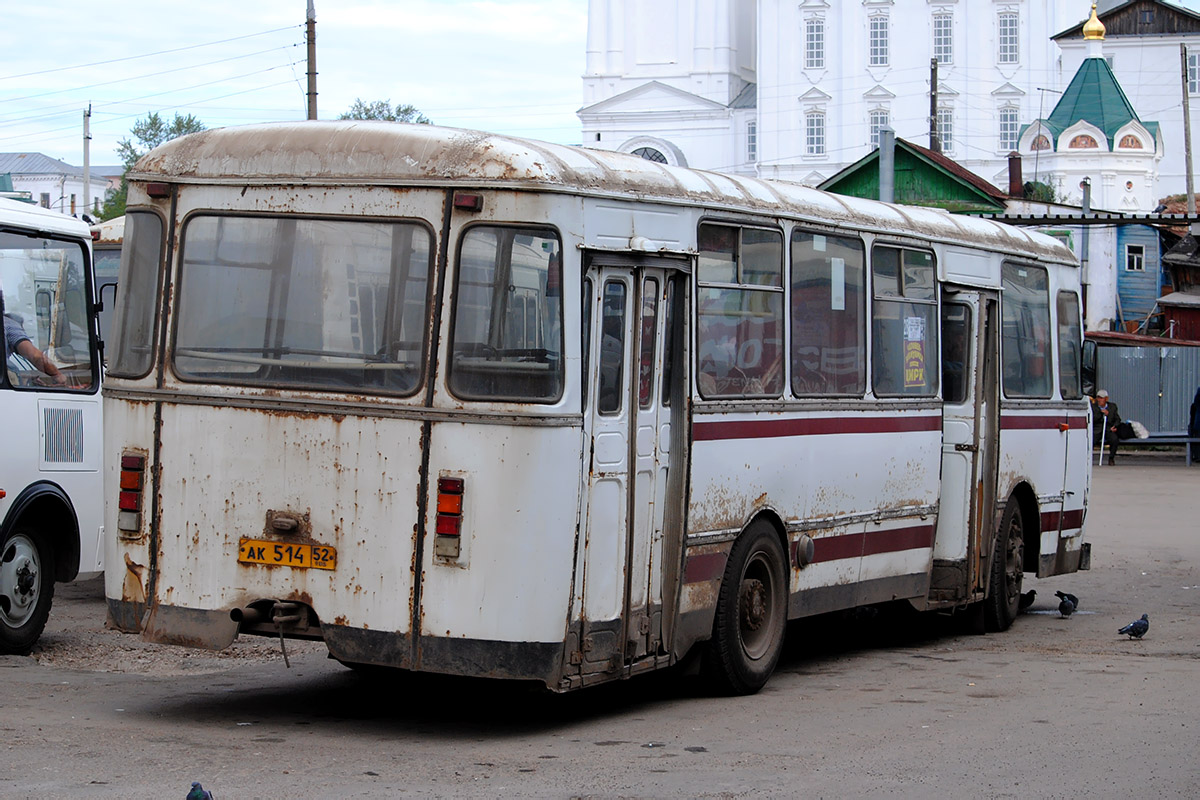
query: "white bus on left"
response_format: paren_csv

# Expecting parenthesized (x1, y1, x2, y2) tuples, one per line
(0, 199, 104, 654)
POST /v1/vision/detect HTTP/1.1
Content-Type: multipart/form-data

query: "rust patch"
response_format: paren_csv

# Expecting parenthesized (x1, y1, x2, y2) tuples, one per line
(122, 554, 147, 605)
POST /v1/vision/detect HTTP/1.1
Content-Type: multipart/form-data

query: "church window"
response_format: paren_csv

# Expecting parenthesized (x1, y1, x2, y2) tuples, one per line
(1068, 134, 1098, 149)
(805, 18, 825, 70)
(1190, 52, 1200, 94)
(933, 14, 953, 65)
(1118, 135, 1143, 150)
(869, 110, 889, 148)
(998, 12, 1019, 64)
(632, 147, 667, 164)
(869, 15, 889, 67)
(806, 112, 826, 156)
(937, 107, 954, 153)
(747, 121, 758, 162)
(998, 106, 1019, 152)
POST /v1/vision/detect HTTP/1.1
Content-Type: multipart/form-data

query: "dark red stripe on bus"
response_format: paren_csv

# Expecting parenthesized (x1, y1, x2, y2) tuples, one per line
(693, 415, 941, 442)
(1000, 415, 1088, 431)
(683, 552, 728, 584)
(862, 524, 935, 556)
(810, 524, 935, 564)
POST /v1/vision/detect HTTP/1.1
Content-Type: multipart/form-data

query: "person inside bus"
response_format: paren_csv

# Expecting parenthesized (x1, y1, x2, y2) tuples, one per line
(4, 312, 67, 386)
(1092, 389, 1122, 465)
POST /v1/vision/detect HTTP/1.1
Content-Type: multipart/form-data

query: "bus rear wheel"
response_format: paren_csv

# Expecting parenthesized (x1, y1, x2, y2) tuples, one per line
(0, 527, 56, 655)
(985, 499, 1024, 632)
(704, 521, 787, 695)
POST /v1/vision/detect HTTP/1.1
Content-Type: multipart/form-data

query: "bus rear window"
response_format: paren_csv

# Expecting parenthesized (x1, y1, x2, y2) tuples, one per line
(448, 225, 563, 403)
(173, 215, 432, 395)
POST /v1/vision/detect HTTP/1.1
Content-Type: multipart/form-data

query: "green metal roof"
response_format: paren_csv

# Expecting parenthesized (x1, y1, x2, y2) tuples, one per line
(1043, 56, 1148, 147)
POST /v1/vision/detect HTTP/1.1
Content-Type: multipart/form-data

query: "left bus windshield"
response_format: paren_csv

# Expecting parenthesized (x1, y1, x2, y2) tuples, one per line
(174, 215, 433, 395)
(1, 231, 95, 391)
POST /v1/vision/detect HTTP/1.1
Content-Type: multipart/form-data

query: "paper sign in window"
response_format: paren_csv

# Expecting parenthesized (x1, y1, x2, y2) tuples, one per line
(830, 257, 845, 311)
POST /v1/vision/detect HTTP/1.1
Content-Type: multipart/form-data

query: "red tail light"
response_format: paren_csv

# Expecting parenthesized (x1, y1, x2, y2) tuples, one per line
(434, 476, 465, 558)
(117, 452, 146, 534)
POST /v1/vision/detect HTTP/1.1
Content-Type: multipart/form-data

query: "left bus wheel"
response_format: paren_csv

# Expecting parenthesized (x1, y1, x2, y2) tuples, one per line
(985, 500, 1024, 633)
(704, 521, 788, 695)
(0, 527, 56, 656)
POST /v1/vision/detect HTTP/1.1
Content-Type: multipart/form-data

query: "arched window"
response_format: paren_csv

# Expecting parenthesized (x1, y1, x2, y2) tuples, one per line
(632, 147, 667, 163)
(1118, 134, 1143, 149)
(1069, 134, 1098, 149)
(1031, 134, 1051, 151)
(806, 112, 826, 156)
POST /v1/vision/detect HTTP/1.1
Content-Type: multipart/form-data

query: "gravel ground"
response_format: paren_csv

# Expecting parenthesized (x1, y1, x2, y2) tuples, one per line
(29, 577, 326, 676)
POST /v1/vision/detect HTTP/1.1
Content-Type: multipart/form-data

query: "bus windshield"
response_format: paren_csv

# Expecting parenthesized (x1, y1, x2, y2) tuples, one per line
(173, 215, 433, 394)
(1, 230, 96, 390)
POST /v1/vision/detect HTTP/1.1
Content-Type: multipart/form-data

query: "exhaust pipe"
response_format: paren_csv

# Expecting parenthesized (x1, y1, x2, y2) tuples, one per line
(230, 606, 267, 624)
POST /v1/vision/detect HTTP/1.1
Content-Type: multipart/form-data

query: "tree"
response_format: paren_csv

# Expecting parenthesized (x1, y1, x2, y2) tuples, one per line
(339, 99, 432, 124)
(99, 112, 206, 220)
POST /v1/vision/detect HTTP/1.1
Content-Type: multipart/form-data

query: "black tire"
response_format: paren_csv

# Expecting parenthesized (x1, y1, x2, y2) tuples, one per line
(703, 521, 788, 695)
(984, 499, 1024, 633)
(0, 526, 56, 656)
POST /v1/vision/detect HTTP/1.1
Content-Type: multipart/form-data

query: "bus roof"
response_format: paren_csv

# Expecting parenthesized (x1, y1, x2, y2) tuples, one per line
(131, 121, 1075, 265)
(0, 197, 92, 239)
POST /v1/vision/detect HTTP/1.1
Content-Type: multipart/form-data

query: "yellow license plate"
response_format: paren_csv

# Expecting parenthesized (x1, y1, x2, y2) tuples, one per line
(238, 538, 337, 570)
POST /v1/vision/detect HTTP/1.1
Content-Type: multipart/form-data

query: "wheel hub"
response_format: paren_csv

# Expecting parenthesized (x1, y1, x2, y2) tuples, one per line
(741, 578, 767, 632)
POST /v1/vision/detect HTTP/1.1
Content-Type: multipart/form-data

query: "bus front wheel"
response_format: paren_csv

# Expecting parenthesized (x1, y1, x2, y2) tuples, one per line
(985, 499, 1024, 632)
(0, 526, 56, 655)
(704, 521, 787, 695)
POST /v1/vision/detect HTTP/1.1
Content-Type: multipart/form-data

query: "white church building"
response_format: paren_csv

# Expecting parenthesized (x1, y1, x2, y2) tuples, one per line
(579, 0, 1197, 208)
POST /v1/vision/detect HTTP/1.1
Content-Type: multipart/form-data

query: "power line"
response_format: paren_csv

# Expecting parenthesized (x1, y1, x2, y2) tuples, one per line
(0, 45, 299, 109)
(0, 25, 300, 81)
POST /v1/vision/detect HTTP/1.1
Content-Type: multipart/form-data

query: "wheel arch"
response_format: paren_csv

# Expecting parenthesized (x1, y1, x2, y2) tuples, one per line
(1002, 480, 1041, 573)
(744, 508, 791, 594)
(0, 481, 80, 582)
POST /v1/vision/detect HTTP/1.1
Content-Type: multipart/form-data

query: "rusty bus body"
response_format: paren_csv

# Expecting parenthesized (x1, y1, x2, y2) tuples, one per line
(103, 122, 1089, 693)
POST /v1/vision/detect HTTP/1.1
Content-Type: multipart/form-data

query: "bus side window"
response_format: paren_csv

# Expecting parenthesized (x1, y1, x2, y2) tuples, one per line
(1000, 263, 1051, 399)
(871, 246, 938, 396)
(941, 302, 970, 404)
(791, 229, 866, 396)
(598, 280, 626, 414)
(695, 223, 784, 399)
(1057, 290, 1082, 400)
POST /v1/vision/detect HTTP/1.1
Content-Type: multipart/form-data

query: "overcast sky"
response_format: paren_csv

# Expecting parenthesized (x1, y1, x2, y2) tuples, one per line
(0, 1, 588, 167)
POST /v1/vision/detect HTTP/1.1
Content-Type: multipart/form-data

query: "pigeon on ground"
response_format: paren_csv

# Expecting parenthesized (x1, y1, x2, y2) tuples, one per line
(186, 782, 213, 800)
(1058, 596, 1076, 617)
(1055, 590, 1080, 609)
(1117, 614, 1149, 639)
(1018, 590, 1036, 611)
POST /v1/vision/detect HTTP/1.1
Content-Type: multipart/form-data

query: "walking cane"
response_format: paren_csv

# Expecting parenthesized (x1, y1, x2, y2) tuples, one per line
(1097, 411, 1107, 467)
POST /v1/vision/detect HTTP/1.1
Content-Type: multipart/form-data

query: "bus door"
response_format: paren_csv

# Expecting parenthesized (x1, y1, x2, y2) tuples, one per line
(935, 289, 1000, 600)
(578, 256, 688, 676)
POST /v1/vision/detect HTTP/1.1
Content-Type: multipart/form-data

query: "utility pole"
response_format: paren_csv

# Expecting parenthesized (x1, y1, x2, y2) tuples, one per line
(929, 59, 940, 154)
(1182, 44, 1196, 230)
(82, 105, 91, 218)
(306, 0, 318, 120)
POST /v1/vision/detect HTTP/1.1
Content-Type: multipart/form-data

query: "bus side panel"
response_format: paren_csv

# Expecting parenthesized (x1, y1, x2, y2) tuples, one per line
(997, 420, 1087, 576)
(145, 404, 422, 645)
(418, 422, 582, 682)
(105, 396, 157, 630)
(684, 411, 941, 633)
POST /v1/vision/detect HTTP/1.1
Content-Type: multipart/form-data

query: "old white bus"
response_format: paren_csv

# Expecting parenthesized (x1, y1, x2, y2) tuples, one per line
(1, 198, 104, 654)
(103, 123, 1089, 693)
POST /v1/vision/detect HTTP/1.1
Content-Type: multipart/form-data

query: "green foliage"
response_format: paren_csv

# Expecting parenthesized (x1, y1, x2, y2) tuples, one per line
(98, 112, 206, 221)
(339, 99, 432, 124)
(1023, 181, 1058, 203)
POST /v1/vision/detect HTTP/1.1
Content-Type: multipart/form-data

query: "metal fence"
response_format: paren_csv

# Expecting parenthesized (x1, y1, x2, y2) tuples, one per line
(1095, 345, 1200, 433)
